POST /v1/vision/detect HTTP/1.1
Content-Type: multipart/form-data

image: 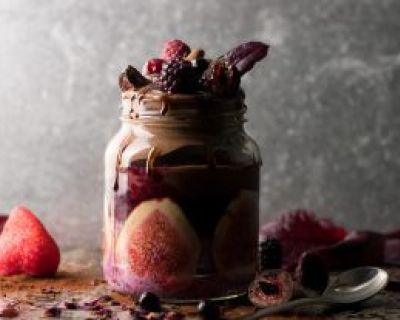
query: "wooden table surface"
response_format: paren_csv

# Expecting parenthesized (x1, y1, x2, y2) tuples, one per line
(0, 248, 399, 319)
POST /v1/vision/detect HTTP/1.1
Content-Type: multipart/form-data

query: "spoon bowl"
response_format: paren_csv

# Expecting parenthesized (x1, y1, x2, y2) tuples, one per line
(322, 266, 388, 304)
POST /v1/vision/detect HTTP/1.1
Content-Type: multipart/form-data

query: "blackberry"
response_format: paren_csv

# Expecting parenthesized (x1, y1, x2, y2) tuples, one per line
(260, 238, 282, 270)
(157, 58, 197, 94)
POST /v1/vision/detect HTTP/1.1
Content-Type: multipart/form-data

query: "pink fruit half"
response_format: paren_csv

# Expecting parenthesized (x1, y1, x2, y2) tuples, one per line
(116, 198, 200, 295)
(213, 190, 259, 281)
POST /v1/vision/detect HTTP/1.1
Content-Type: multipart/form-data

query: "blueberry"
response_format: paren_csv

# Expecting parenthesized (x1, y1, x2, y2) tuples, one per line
(198, 300, 220, 320)
(138, 292, 161, 312)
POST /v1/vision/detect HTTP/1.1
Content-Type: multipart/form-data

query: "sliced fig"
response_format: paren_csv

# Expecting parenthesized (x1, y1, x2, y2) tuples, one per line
(213, 190, 259, 281)
(116, 198, 200, 295)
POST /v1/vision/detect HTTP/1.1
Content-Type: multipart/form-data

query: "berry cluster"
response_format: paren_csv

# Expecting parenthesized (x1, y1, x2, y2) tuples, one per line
(119, 39, 269, 97)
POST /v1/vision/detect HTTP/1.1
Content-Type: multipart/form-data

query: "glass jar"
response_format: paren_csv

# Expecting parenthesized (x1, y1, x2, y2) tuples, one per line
(103, 89, 261, 300)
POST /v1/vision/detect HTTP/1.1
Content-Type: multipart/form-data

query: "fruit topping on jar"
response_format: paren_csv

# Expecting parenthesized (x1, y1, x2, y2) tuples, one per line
(118, 39, 269, 98)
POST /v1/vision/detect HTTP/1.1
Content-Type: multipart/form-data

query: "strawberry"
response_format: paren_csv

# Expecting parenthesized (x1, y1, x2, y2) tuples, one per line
(161, 40, 191, 61)
(0, 206, 60, 276)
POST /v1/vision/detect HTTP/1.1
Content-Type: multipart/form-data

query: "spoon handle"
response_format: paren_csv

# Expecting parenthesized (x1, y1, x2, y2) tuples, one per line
(240, 297, 319, 320)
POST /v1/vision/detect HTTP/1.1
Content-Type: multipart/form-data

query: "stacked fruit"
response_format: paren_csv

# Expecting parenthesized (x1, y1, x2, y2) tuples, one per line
(119, 39, 269, 97)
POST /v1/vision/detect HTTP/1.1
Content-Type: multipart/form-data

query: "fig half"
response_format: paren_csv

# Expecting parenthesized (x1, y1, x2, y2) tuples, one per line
(213, 190, 259, 281)
(116, 198, 200, 295)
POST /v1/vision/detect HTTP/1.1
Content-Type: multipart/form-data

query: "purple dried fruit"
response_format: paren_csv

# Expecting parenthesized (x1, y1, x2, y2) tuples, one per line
(64, 301, 78, 309)
(119, 65, 150, 92)
(223, 41, 269, 75)
(44, 306, 61, 317)
(200, 59, 240, 97)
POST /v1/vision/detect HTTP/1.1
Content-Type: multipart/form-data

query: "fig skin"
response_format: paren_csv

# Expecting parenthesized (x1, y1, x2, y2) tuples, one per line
(116, 198, 200, 295)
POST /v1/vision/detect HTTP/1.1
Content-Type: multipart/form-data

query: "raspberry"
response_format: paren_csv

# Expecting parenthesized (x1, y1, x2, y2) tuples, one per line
(157, 58, 197, 94)
(200, 59, 240, 97)
(142, 58, 164, 76)
(259, 238, 282, 270)
(260, 209, 347, 271)
(161, 39, 191, 61)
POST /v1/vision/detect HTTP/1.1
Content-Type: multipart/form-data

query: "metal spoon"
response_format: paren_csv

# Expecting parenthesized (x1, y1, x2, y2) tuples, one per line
(241, 267, 388, 320)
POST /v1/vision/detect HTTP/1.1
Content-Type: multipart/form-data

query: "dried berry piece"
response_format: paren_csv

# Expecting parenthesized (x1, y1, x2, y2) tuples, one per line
(119, 72, 133, 91)
(200, 59, 240, 97)
(64, 301, 78, 309)
(260, 238, 282, 270)
(198, 300, 220, 320)
(223, 41, 269, 75)
(126, 66, 150, 87)
(248, 270, 293, 307)
(0, 303, 19, 318)
(138, 292, 161, 312)
(161, 40, 191, 61)
(157, 58, 197, 93)
(142, 58, 165, 77)
(44, 306, 62, 317)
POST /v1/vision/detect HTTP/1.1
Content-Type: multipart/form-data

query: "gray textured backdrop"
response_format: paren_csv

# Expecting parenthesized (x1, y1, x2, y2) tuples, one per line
(0, 0, 399, 248)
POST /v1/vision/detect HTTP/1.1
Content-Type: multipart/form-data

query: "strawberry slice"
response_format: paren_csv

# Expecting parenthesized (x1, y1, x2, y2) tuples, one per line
(0, 206, 60, 276)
